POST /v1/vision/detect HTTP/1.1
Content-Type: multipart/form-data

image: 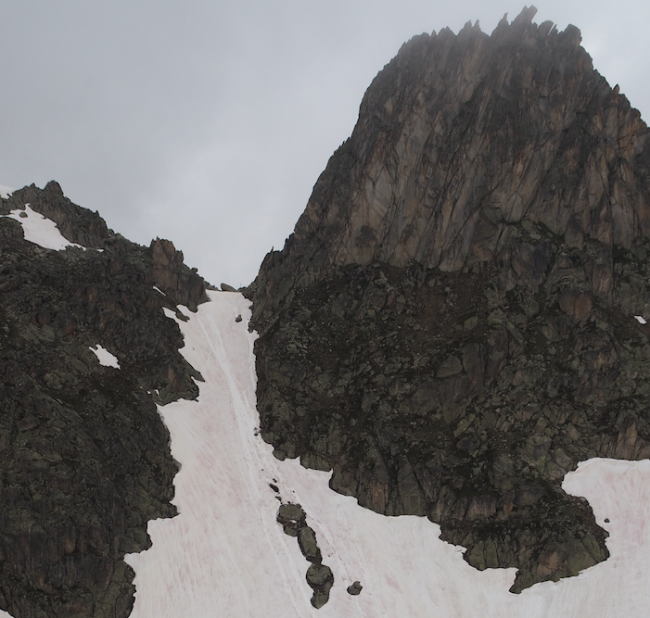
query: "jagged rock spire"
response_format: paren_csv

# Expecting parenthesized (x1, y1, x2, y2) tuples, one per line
(251, 8, 650, 592)
(252, 6, 650, 332)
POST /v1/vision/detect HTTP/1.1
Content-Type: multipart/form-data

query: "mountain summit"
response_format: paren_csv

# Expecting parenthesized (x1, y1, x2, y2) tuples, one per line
(251, 6, 650, 591)
(253, 6, 650, 328)
(3, 6, 650, 618)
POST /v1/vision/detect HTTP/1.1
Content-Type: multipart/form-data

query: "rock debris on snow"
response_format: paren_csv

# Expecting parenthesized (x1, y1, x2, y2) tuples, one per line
(124, 292, 650, 618)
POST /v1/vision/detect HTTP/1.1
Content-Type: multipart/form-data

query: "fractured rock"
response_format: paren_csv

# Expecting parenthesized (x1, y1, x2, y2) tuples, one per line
(251, 7, 650, 593)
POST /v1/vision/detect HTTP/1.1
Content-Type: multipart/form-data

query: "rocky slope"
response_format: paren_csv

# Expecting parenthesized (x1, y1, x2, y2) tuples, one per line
(0, 182, 208, 617)
(250, 7, 650, 592)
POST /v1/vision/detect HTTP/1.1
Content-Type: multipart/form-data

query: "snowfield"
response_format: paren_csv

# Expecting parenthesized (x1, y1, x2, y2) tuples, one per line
(2, 204, 85, 251)
(89, 344, 121, 369)
(121, 291, 650, 618)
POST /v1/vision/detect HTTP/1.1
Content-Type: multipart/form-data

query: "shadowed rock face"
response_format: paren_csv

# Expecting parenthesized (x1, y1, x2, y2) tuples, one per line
(0, 185, 208, 617)
(251, 8, 650, 591)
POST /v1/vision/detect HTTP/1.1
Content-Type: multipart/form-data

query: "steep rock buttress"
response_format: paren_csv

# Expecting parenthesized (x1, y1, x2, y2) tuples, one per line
(250, 7, 650, 591)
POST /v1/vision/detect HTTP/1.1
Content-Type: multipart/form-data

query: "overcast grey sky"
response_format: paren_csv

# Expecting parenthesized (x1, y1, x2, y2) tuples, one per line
(2, 1, 649, 287)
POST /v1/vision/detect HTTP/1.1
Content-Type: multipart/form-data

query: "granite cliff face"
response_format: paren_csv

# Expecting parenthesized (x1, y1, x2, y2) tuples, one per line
(251, 8, 650, 591)
(0, 182, 208, 617)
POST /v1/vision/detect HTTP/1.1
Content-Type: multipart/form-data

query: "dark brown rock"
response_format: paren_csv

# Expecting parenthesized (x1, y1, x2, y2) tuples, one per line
(298, 526, 322, 563)
(346, 581, 363, 595)
(251, 8, 650, 335)
(150, 238, 209, 310)
(0, 184, 208, 617)
(306, 564, 334, 609)
(251, 8, 650, 593)
(1, 180, 112, 249)
(276, 503, 333, 606)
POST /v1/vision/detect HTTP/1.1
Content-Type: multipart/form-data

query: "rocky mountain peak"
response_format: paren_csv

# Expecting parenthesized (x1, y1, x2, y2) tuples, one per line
(3, 7, 650, 616)
(2, 181, 114, 249)
(252, 5, 650, 332)
(0, 184, 209, 617)
(251, 7, 650, 592)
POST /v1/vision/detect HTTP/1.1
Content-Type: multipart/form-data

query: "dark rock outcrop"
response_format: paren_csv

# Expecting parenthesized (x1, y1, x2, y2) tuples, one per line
(251, 8, 650, 592)
(277, 503, 334, 608)
(150, 238, 209, 311)
(2, 181, 112, 249)
(347, 581, 362, 596)
(0, 184, 208, 617)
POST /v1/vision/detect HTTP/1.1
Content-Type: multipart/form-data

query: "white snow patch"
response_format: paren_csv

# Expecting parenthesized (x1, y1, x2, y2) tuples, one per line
(89, 345, 120, 369)
(0, 184, 14, 198)
(634, 315, 647, 324)
(126, 291, 650, 618)
(153, 286, 166, 296)
(163, 305, 192, 323)
(2, 205, 85, 251)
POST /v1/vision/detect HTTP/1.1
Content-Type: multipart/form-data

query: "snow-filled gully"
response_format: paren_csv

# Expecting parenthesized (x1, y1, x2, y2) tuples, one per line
(118, 291, 650, 618)
(1, 195, 646, 617)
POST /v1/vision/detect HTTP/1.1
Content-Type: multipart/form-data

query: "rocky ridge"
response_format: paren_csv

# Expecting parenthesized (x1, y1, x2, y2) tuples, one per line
(250, 7, 650, 591)
(0, 182, 208, 617)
